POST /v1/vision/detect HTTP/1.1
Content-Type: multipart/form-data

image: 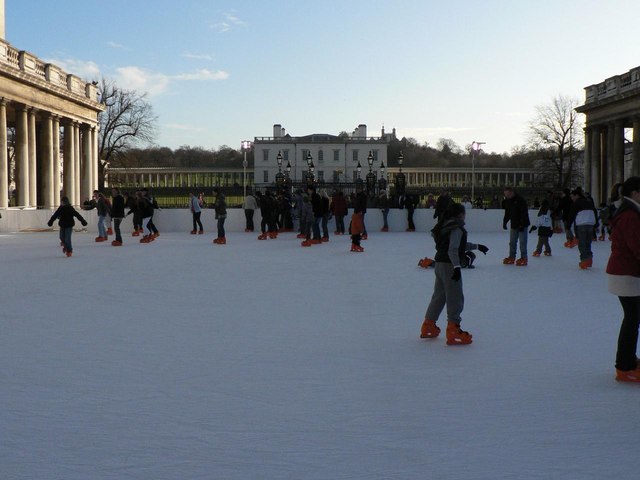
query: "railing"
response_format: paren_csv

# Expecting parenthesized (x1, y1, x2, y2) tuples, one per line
(584, 66, 640, 104)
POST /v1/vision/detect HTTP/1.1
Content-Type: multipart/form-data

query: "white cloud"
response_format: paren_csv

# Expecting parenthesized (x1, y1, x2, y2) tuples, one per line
(114, 66, 229, 97)
(211, 11, 246, 32)
(173, 69, 229, 81)
(107, 41, 125, 49)
(163, 123, 205, 132)
(182, 52, 214, 61)
(46, 58, 101, 81)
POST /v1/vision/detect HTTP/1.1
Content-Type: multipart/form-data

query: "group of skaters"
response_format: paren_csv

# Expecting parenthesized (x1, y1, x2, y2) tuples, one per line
(417, 178, 640, 387)
(188, 189, 227, 244)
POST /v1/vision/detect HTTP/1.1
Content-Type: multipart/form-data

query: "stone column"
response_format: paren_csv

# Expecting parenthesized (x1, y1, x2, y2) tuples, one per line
(81, 126, 92, 201)
(28, 109, 37, 207)
(52, 116, 61, 206)
(583, 127, 591, 196)
(40, 113, 54, 208)
(606, 124, 615, 193)
(73, 123, 81, 204)
(591, 127, 602, 203)
(633, 118, 640, 177)
(15, 105, 29, 207)
(63, 121, 75, 201)
(92, 126, 99, 191)
(0, 99, 7, 208)
(613, 120, 625, 184)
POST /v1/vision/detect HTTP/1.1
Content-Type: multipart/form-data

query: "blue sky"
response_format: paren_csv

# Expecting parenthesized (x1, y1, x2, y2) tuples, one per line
(6, 0, 640, 153)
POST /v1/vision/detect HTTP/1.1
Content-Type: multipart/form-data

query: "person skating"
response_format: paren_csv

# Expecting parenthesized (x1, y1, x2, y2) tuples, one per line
(605, 176, 640, 382)
(47, 196, 88, 257)
(189, 192, 204, 234)
(379, 190, 390, 232)
(243, 190, 258, 232)
(331, 190, 348, 235)
(92, 191, 110, 242)
(353, 186, 368, 239)
(568, 187, 597, 269)
(502, 186, 530, 266)
(420, 203, 474, 345)
(137, 191, 155, 243)
(142, 188, 160, 238)
(402, 193, 418, 231)
(310, 186, 323, 244)
(350, 210, 365, 252)
(125, 191, 142, 236)
(557, 188, 577, 247)
(212, 188, 227, 244)
(300, 193, 314, 247)
(530, 199, 553, 257)
(433, 189, 453, 223)
(110, 188, 125, 246)
(319, 189, 331, 242)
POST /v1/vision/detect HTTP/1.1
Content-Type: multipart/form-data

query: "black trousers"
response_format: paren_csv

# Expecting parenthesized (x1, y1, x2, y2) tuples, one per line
(114, 218, 123, 243)
(616, 296, 640, 371)
(245, 209, 254, 230)
(192, 212, 203, 231)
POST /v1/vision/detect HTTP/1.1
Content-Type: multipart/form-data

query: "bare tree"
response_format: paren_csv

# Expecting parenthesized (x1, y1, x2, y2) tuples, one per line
(528, 95, 583, 189)
(97, 77, 157, 189)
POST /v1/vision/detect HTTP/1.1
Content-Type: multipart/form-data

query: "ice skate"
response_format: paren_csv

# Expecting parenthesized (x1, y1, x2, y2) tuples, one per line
(420, 319, 440, 339)
(350, 243, 364, 252)
(301, 239, 312, 247)
(515, 257, 528, 266)
(296, 233, 306, 239)
(95, 236, 107, 242)
(543, 251, 552, 256)
(198, 230, 204, 235)
(321, 236, 329, 242)
(66, 251, 72, 257)
(616, 368, 640, 383)
(258, 233, 268, 240)
(446, 322, 472, 345)
(418, 257, 434, 268)
(190, 230, 197, 234)
(380, 227, 388, 232)
(132, 229, 140, 237)
(579, 259, 593, 269)
(532, 251, 541, 257)
(107, 227, 113, 236)
(503, 256, 515, 265)
(111, 240, 122, 246)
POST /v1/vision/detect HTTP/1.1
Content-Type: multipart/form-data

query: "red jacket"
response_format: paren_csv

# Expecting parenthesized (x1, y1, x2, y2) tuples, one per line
(606, 200, 640, 277)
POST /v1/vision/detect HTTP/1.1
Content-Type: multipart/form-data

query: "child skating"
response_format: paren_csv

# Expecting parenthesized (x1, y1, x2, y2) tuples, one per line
(47, 196, 88, 257)
(530, 199, 553, 257)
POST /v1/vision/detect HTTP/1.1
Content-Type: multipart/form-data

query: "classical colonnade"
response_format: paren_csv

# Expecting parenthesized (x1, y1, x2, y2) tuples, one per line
(0, 100, 99, 208)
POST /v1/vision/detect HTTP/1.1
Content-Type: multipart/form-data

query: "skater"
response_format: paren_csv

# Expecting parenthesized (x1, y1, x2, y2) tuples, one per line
(47, 196, 88, 257)
(433, 189, 453, 222)
(598, 202, 611, 241)
(530, 199, 553, 257)
(557, 189, 576, 247)
(189, 192, 204, 234)
(568, 187, 597, 269)
(143, 189, 160, 238)
(125, 191, 142, 236)
(110, 187, 125, 246)
(606, 176, 640, 382)
(350, 210, 365, 252)
(212, 187, 227, 244)
(420, 203, 476, 345)
(92, 191, 110, 242)
(137, 190, 155, 243)
(309, 186, 322, 244)
(320, 189, 330, 242)
(353, 186, 368, 239)
(401, 193, 418, 231)
(379, 190, 390, 232)
(300, 193, 314, 247)
(243, 190, 257, 232)
(331, 190, 348, 235)
(502, 186, 530, 266)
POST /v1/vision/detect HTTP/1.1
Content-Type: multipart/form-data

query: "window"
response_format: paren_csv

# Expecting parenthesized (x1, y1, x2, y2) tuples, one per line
(263, 150, 269, 162)
(318, 170, 324, 182)
(301, 149, 309, 163)
(263, 170, 268, 182)
(352, 150, 359, 162)
(318, 149, 324, 163)
(373, 150, 379, 162)
(333, 150, 340, 162)
(283, 150, 289, 162)
(353, 171, 359, 182)
(332, 170, 340, 182)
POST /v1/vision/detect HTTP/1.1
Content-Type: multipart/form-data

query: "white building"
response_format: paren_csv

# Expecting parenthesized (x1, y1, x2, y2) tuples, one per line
(253, 124, 392, 186)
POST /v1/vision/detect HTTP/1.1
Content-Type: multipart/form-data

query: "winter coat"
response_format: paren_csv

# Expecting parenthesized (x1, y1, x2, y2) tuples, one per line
(137, 197, 154, 218)
(379, 194, 390, 210)
(190, 195, 202, 214)
(557, 195, 573, 221)
(503, 193, 530, 230)
(214, 194, 227, 219)
(433, 194, 452, 220)
(320, 196, 330, 216)
(433, 218, 477, 268)
(535, 209, 553, 237)
(243, 195, 258, 211)
(330, 194, 348, 217)
(351, 212, 364, 235)
(311, 192, 323, 218)
(606, 198, 640, 297)
(300, 196, 313, 224)
(48, 204, 87, 228)
(96, 197, 110, 217)
(569, 196, 597, 227)
(354, 191, 368, 214)
(111, 195, 125, 218)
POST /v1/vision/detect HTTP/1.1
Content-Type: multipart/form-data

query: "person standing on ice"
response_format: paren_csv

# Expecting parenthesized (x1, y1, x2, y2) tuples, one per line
(189, 192, 204, 235)
(212, 188, 227, 245)
(568, 187, 597, 269)
(530, 199, 553, 257)
(110, 187, 125, 247)
(420, 203, 477, 345)
(47, 196, 88, 257)
(605, 176, 640, 382)
(137, 190, 155, 243)
(502, 186, 530, 266)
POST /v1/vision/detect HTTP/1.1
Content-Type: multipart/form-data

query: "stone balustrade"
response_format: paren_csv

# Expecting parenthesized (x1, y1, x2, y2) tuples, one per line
(0, 38, 96, 101)
(584, 66, 640, 104)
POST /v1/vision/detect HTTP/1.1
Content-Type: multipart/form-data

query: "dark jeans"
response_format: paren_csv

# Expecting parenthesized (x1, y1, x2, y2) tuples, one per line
(564, 220, 574, 241)
(335, 215, 345, 233)
(148, 215, 158, 234)
(59, 227, 73, 252)
(382, 209, 389, 229)
(321, 214, 329, 238)
(217, 217, 226, 238)
(534, 235, 551, 254)
(575, 225, 593, 261)
(616, 296, 640, 371)
(351, 233, 361, 246)
(407, 209, 415, 230)
(193, 212, 203, 232)
(114, 218, 123, 243)
(245, 209, 254, 230)
(312, 216, 321, 240)
(132, 212, 142, 231)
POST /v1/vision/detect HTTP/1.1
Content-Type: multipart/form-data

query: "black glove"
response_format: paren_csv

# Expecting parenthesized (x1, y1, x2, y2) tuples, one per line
(529, 226, 537, 234)
(478, 244, 489, 254)
(47, 221, 53, 227)
(82, 222, 88, 227)
(502, 223, 508, 230)
(451, 267, 461, 281)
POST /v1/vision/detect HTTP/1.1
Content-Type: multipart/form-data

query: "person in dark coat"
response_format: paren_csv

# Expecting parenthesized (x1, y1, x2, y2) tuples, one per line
(125, 191, 142, 236)
(502, 187, 530, 265)
(556, 188, 575, 245)
(47, 196, 87, 257)
(212, 187, 227, 244)
(331, 190, 348, 235)
(433, 189, 453, 222)
(353, 187, 368, 239)
(110, 188, 125, 246)
(309, 186, 323, 243)
(137, 190, 155, 243)
(401, 193, 418, 231)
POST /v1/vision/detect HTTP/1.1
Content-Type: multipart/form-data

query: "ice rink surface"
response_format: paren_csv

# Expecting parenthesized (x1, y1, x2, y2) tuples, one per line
(1, 229, 637, 479)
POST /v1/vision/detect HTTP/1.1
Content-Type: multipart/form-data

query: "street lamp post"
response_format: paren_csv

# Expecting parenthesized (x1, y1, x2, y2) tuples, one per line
(471, 141, 485, 205)
(241, 140, 252, 198)
(275, 151, 284, 191)
(395, 151, 406, 196)
(378, 160, 387, 192)
(306, 151, 315, 188)
(366, 150, 376, 196)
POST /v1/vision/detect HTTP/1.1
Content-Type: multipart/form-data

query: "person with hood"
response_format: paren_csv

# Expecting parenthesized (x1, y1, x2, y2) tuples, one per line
(502, 186, 530, 266)
(606, 176, 640, 382)
(47, 196, 88, 257)
(189, 192, 204, 234)
(110, 188, 125, 246)
(420, 203, 485, 345)
(212, 188, 227, 244)
(568, 187, 597, 269)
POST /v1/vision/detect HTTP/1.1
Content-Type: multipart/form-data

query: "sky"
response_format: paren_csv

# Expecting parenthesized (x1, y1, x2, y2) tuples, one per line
(5, 0, 640, 154)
